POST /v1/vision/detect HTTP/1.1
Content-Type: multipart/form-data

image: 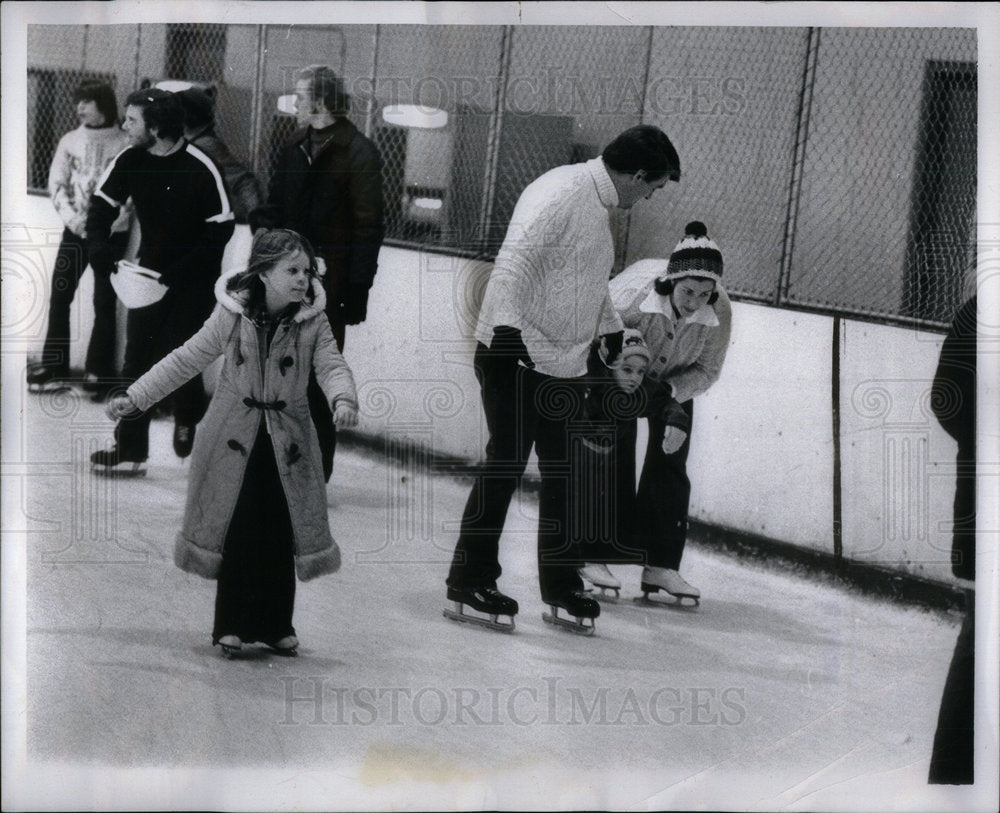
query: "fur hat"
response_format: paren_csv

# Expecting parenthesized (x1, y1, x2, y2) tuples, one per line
(662, 221, 724, 284)
(177, 86, 216, 129)
(620, 329, 650, 366)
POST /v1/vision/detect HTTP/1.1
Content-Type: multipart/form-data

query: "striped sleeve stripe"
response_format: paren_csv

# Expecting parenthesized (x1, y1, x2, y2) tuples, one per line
(92, 146, 132, 208)
(185, 142, 235, 223)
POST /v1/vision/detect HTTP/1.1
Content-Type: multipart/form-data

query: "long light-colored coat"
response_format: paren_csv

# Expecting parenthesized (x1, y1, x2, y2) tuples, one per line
(127, 270, 357, 582)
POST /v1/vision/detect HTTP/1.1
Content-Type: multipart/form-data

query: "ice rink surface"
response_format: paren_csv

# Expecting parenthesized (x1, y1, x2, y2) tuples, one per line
(4, 377, 989, 812)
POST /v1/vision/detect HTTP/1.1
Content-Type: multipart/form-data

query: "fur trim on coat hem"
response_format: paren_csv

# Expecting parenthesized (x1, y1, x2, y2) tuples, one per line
(295, 543, 341, 581)
(174, 534, 223, 580)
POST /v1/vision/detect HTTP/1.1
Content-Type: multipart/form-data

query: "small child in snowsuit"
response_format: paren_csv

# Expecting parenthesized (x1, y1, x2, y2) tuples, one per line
(107, 229, 358, 657)
(571, 328, 690, 593)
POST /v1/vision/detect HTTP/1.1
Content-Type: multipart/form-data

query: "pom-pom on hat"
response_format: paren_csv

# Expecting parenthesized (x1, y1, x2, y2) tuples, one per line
(619, 329, 651, 366)
(662, 221, 724, 284)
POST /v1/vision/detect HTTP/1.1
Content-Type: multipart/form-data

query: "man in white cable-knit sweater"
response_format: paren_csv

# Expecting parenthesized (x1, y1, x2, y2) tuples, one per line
(27, 81, 130, 398)
(445, 125, 681, 630)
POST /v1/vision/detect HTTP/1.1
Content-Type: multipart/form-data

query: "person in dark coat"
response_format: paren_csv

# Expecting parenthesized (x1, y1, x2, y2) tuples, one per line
(250, 65, 385, 481)
(177, 86, 263, 225)
(928, 294, 976, 784)
(106, 229, 359, 656)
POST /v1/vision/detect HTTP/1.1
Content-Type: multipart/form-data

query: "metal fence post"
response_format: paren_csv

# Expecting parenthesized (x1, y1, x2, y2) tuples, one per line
(132, 25, 142, 92)
(364, 24, 380, 140)
(617, 25, 657, 274)
(477, 25, 512, 253)
(248, 24, 267, 177)
(776, 27, 820, 306)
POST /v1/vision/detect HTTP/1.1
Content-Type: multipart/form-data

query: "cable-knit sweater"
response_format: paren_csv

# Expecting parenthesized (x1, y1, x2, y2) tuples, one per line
(47, 124, 130, 237)
(474, 157, 626, 379)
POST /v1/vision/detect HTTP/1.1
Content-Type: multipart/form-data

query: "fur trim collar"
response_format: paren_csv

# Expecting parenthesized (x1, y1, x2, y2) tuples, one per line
(214, 267, 326, 323)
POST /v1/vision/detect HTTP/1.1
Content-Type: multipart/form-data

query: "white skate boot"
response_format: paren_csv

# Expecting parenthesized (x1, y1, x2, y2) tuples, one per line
(638, 567, 700, 607)
(578, 563, 621, 599)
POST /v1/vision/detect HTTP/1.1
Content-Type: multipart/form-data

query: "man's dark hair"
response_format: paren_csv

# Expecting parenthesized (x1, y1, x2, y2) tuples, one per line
(125, 89, 184, 142)
(602, 125, 681, 182)
(297, 65, 351, 116)
(73, 80, 119, 126)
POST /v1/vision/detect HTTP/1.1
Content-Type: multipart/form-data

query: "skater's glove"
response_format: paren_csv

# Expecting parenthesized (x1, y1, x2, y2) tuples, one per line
(489, 326, 534, 369)
(661, 399, 691, 434)
(332, 401, 358, 429)
(106, 394, 139, 421)
(661, 425, 687, 455)
(339, 283, 370, 325)
(600, 330, 625, 367)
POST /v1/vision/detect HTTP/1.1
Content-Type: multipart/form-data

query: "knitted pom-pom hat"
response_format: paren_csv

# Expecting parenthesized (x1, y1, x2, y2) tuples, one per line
(662, 221, 724, 284)
(620, 328, 651, 366)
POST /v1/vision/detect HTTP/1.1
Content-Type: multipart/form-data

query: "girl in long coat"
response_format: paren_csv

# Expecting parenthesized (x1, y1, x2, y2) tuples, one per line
(107, 229, 358, 656)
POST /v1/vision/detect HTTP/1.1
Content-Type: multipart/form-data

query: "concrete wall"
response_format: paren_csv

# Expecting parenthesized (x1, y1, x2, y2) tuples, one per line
(14, 191, 963, 588)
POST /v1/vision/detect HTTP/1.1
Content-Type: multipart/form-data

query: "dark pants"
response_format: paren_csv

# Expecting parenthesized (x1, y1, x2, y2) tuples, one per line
(308, 307, 346, 483)
(40, 228, 124, 377)
(213, 425, 297, 645)
(928, 597, 974, 784)
(572, 419, 645, 565)
(115, 280, 214, 457)
(632, 399, 695, 570)
(447, 343, 586, 600)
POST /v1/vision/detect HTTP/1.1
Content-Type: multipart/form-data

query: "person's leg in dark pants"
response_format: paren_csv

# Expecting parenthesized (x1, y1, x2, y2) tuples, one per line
(636, 400, 694, 570)
(85, 230, 128, 381)
(160, 281, 216, 453)
(111, 298, 173, 459)
(39, 228, 88, 375)
(447, 345, 536, 590)
(534, 376, 587, 600)
(928, 598, 974, 784)
(213, 427, 297, 645)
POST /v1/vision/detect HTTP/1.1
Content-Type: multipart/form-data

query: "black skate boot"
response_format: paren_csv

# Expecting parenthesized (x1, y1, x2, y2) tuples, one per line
(26, 364, 70, 394)
(542, 589, 599, 636)
(443, 585, 518, 633)
(90, 445, 148, 477)
(173, 423, 195, 458)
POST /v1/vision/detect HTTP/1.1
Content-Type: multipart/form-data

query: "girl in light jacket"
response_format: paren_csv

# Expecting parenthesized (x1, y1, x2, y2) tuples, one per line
(107, 229, 358, 657)
(608, 221, 732, 604)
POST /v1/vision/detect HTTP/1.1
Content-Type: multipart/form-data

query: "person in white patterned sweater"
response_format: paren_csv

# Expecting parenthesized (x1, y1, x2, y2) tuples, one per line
(27, 80, 131, 398)
(445, 125, 682, 629)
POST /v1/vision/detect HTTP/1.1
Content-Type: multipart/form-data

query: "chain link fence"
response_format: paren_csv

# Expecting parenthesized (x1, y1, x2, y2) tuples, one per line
(26, 24, 977, 329)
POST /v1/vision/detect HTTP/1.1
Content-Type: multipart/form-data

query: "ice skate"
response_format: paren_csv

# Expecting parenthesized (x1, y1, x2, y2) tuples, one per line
(578, 563, 621, 600)
(542, 589, 599, 636)
(267, 635, 299, 656)
(173, 423, 195, 459)
(82, 374, 117, 404)
(443, 585, 518, 633)
(637, 566, 700, 607)
(90, 446, 147, 477)
(26, 364, 71, 394)
(217, 635, 242, 658)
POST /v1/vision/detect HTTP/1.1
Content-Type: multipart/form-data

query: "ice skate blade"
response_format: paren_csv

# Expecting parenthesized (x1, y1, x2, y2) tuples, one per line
(91, 462, 147, 478)
(635, 588, 700, 609)
(443, 603, 515, 634)
(584, 586, 620, 603)
(582, 584, 620, 602)
(542, 608, 596, 636)
(28, 382, 72, 394)
(220, 645, 241, 659)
